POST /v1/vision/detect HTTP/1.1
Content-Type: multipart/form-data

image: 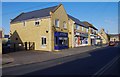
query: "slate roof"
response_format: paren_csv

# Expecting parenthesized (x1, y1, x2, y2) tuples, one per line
(108, 34, 120, 37)
(82, 21, 98, 30)
(11, 4, 89, 29)
(68, 14, 88, 28)
(11, 5, 58, 23)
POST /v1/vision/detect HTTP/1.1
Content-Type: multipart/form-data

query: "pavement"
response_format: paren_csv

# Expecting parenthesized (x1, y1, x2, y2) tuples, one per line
(2, 45, 107, 68)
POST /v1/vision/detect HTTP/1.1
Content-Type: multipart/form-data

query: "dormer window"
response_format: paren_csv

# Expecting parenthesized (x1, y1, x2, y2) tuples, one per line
(35, 20, 40, 26)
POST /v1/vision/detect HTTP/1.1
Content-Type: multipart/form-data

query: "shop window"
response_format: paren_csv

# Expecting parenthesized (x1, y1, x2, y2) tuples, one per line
(55, 36, 58, 46)
(35, 20, 40, 26)
(41, 36, 46, 46)
(63, 21, 67, 29)
(59, 37, 68, 46)
(55, 19, 59, 27)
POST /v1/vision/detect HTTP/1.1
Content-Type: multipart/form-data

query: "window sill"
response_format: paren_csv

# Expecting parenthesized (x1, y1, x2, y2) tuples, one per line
(35, 25, 40, 26)
(55, 27, 60, 28)
(41, 45, 47, 48)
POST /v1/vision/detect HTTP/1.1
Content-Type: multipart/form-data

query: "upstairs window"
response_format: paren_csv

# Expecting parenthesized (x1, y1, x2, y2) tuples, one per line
(82, 27, 84, 31)
(35, 20, 40, 26)
(63, 21, 67, 29)
(86, 29, 88, 32)
(55, 19, 59, 27)
(76, 25, 80, 30)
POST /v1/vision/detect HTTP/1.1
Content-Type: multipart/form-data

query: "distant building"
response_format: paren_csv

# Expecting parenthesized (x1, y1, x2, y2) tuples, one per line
(0, 28, 3, 39)
(0, 31, 2, 38)
(97, 28, 109, 44)
(0, 28, 10, 45)
(0, 28, 3, 54)
(108, 34, 120, 42)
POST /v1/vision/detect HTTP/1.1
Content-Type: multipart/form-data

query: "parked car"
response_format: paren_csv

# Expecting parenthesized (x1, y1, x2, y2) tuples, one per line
(109, 41, 116, 46)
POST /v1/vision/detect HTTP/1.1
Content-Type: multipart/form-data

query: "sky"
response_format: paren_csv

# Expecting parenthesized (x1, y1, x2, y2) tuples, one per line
(1, 2, 118, 34)
(1, 0, 120, 2)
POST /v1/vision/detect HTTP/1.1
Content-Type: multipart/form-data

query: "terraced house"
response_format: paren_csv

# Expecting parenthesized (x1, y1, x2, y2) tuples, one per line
(10, 4, 69, 51)
(10, 4, 99, 52)
(83, 21, 98, 45)
(68, 15, 89, 48)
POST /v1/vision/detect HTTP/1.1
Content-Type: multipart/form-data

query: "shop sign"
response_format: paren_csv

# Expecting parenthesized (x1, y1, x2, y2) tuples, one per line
(54, 32, 68, 37)
(59, 32, 67, 36)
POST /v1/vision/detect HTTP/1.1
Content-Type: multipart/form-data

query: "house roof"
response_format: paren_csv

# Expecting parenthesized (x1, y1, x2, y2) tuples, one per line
(11, 4, 88, 29)
(108, 34, 120, 37)
(11, 5, 59, 23)
(68, 14, 88, 28)
(82, 21, 98, 30)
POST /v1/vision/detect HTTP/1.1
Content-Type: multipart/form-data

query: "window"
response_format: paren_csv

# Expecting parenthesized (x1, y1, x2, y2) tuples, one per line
(76, 25, 79, 30)
(41, 36, 46, 46)
(55, 19, 59, 27)
(82, 27, 84, 31)
(23, 21, 26, 26)
(35, 20, 40, 26)
(63, 21, 67, 29)
(68, 19, 70, 25)
(59, 37, 68, 46)
(16, 38, 18, 40)
(86, 29, 88, 32)
(55, 36, 58, 46)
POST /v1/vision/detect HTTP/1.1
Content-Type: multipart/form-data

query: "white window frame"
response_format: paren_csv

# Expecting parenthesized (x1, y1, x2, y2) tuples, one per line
(41, 36, 47, 48)
(34, 19, 40, 26)
(63, 21, 67, 29)
(55, 19, 59, 27)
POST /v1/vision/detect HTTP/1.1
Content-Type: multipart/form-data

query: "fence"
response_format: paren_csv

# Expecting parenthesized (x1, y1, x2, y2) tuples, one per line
(2, 42, 35, 54)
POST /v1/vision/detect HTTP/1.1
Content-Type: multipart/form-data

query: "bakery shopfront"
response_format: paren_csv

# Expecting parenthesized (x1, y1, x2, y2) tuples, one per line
(54, 32, 68, 50)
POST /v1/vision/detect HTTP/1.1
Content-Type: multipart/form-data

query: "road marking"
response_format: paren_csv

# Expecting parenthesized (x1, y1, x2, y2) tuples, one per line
(92, 55, 120, 77)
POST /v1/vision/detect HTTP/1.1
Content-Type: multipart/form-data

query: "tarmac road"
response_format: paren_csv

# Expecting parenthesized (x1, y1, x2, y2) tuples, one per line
(2, 43, 120, 77)
(25, 44, 120, 76)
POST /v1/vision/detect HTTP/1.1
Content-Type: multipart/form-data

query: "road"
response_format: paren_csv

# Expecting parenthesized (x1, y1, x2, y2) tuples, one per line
(24, 44, 120, 76)
(101, 55, 120, 76)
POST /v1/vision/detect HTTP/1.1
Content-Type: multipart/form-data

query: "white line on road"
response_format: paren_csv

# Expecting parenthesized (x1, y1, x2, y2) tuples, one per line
(92, 55, 120, 77)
